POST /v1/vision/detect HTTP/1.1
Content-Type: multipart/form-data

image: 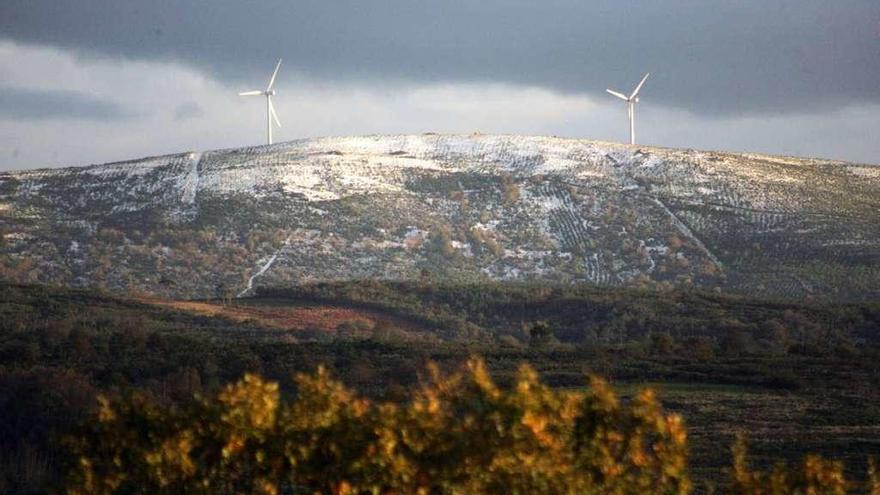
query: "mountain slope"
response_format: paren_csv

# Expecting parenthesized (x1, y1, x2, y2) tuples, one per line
(1, 135, 878, 300)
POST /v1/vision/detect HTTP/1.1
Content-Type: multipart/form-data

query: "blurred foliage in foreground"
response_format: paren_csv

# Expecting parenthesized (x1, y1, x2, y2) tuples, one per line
(66, 358, 878, 495)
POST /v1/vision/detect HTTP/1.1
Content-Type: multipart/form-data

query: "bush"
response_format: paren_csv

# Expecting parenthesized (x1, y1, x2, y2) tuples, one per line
(730, 435, 857, 495)
(526, 320, 556, 348)
(335, 318, 374, 340)
(500, 174, 520, 205)
(48, 358, 880, 495)
(65, 358, 691, 494)
(429, 226, 456, 258)
(649, 332, 676, 355)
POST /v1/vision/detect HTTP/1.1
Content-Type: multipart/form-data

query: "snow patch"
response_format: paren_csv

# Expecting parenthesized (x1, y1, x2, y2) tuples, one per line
(848, 166, 880, 179)
(180, 152, 202, 204)
(238, 236, 291, 297)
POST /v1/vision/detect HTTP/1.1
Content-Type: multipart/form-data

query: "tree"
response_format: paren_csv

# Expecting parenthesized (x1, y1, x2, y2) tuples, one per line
(720, 331, 753, 358)
(65, 359, 692, 495)
(215, 282, 235, 306)
(526, 320, 554, 348)
(649, 332, 675, 355)
(429, 225, 456, 258)
(683, 336, 715, 361)
(59, 359, 880, 495)
(730, 435, 852, 495)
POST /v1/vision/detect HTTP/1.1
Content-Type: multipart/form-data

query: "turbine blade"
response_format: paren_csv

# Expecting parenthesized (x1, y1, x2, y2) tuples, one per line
(606, 89, 629, 101)
(239, 90, 263, 96)
(266, 58, 283, 90)
(630, 72, 650, 99)
(269, 99, 281, 127)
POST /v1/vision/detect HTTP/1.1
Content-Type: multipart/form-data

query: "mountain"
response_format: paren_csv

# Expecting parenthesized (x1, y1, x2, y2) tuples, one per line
(0, 135, 878, 301)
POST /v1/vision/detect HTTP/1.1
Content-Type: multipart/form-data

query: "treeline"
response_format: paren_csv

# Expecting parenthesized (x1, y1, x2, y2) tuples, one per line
(67, 359, 879, 495)
(257, 280, 880, 355)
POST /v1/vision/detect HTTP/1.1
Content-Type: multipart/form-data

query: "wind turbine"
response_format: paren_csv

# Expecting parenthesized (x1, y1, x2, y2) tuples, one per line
(239, 58, 283, 145)
(606, 73, 650, 145)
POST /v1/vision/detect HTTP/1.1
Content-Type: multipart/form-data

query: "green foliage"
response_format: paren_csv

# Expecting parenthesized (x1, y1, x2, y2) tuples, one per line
(66, 359, 691, 495)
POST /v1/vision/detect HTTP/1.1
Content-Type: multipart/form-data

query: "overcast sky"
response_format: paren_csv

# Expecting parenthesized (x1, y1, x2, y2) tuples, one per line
(1, 0, 878, 170)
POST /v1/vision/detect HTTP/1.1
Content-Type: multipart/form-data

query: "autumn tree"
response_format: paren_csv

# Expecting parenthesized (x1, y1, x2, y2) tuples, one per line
(66, 358, 690, 495)
(65, 360, 880, 495)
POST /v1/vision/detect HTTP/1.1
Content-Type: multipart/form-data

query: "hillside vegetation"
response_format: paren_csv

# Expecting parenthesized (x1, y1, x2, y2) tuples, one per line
(1, 135, 878, 301)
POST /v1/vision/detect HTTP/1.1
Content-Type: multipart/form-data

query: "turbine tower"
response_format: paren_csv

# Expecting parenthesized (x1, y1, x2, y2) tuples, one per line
(606, 73, 650, 145)
(239, 59, 283, 145)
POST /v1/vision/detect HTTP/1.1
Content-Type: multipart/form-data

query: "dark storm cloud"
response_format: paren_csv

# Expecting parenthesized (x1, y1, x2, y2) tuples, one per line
(0, 87, 132, 121)
(1, 0, 878, 116)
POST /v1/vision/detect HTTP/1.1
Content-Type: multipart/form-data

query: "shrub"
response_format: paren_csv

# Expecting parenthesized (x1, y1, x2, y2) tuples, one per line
(50, 359, 880, 495)
(429, 226, 456, 258)
(731, 435, 849, 495)
(649, 332, 676, 355)
(500, 174, 520, 205)
(65, 358, 691, 495)
(526, 320, 554, 348)
(335, 318, 375, 340)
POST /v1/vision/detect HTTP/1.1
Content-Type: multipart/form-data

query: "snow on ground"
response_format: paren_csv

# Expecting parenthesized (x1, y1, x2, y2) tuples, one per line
(848, 165, 880, 179)
(238, 235, 292, 298)
(180, 152, 202, 204)
(7, 134, 873, 219)
(0, 134, 877, 300)
(79, 156, 173, 178)
(191, 135, 638, 202)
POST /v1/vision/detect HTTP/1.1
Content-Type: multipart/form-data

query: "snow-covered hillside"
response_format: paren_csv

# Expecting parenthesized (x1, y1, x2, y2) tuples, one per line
(1, 135, 878, 301)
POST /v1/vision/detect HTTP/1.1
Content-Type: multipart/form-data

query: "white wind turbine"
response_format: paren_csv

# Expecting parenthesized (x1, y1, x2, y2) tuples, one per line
(239, 58, 283, 145)
(606, 73, 650, 145)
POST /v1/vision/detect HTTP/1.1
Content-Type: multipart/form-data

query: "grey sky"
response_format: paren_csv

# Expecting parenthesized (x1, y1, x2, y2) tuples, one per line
(0, 1, 878, 170)
(0, 87, 132, 121)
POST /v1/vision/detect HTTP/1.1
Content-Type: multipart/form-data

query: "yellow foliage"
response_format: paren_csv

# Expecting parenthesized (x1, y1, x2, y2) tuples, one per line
(65, 359, 875, 495)
(868, 458, 880, 495)
(218, 373, 279, 431)
(731, 435, 852, 495)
